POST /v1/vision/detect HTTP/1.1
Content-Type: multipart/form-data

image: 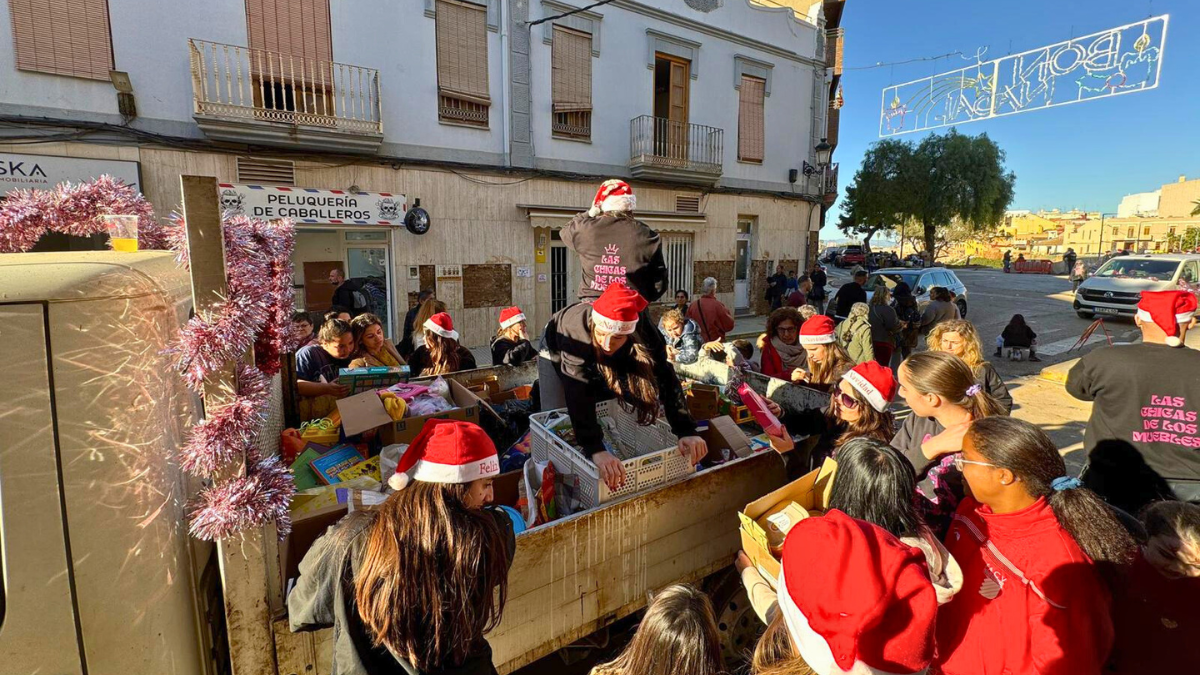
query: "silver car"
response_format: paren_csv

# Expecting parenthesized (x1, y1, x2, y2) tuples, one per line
(849, 267, 970, 316)
(1074, 254, 1200, 318)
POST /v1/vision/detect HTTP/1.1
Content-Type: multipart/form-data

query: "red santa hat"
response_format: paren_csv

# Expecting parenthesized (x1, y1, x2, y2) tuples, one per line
(1137, 290, 1198, 347)
(388, 419, 500, 491)
(587, 179, 637, 217)
(777, 510, 937, 675)
(423, 311, 459, 341)
(799, 315, 837, 345)
(499, 306, 527, 330)
(842, 361, 897, 412)
(590, 282, 648, 350)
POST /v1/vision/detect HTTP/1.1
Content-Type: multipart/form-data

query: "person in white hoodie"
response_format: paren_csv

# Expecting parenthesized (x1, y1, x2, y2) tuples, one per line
(738, 437, 962, 623)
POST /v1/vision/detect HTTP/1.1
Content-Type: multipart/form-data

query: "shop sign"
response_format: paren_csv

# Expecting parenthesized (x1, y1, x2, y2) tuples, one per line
(0, 152, 140, 195)
(217, 183, 407, 225)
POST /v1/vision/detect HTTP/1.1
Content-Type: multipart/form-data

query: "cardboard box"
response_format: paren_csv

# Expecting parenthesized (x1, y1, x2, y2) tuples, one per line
(737, 457, 838, 586)
(378, 379, 487, 445)
(700, 415, 752, 463)
(491, 385, 533, 403)
(684, 382, 722, 421)
(280, 502, 349, 584)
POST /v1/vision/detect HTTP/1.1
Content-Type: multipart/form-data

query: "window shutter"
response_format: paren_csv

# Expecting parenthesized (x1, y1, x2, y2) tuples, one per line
(551, 26, 592, 113)
(436, 0, 491, 105)
(246, 0, 332, 64)
(9, 0, 113, 80)
(738, 75, 765, 162)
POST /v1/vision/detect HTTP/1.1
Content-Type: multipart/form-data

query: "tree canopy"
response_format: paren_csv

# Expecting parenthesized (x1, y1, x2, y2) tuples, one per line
(838, 130, 1016, 260)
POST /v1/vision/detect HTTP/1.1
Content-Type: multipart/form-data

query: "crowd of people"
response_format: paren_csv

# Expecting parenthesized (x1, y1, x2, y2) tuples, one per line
(287, 181, 1198, 675)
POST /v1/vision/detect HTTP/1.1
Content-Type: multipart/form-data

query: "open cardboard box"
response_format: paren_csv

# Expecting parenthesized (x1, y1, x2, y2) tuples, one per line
(737, 457, 837, 586)
(377, 379, 490, 445)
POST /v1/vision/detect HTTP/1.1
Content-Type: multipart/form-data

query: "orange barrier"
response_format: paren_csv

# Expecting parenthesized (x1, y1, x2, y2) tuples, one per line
(1012, 260, 1053, 274)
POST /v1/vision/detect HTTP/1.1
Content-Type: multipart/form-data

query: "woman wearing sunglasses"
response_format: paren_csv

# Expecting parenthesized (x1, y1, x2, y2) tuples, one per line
(936, 416, 1135, 675)
(765, 360, 898, 476)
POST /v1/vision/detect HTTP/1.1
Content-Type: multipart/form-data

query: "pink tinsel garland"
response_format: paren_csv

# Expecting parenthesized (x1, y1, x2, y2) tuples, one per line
(0, 175, 167, 252)
(168, 213, 298, 540)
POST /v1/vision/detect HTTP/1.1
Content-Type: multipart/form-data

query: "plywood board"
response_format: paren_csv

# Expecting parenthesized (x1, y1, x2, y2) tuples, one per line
(418, 264, 436, 295)
(463, 264, 513, 308)
(693, 260, 734, 294)
(750, 259, 770, 315)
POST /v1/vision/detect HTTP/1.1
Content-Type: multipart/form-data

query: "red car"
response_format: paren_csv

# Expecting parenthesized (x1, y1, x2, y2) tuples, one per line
(835, 246, 865, 268)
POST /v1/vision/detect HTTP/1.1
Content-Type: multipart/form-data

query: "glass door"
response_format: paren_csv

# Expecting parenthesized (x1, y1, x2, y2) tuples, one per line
(345, 237, 392, 338)
(735, 219, 753, 310)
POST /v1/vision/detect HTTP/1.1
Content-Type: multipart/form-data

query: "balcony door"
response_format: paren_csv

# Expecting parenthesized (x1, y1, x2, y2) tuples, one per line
(246, 0, 334, 121)
(653, 54, 690, 165)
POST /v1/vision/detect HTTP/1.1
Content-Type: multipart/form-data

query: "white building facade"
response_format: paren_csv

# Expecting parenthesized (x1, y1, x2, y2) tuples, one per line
(0, 0, 841, 348)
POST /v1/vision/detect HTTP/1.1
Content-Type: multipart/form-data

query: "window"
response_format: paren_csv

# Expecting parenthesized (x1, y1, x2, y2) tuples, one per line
(661, 233, 694, 298)
(9, 0, 114, 80)
(737, 75, 766, 162)
(1143, 225, 1152, 237)
(551, 25, 592, 140)
(1181, 262, 1198, 285)
(1169, 226, 1177, 236)
(245, 0, 333, 114)
(436, 0, 490, 126)
(1127, 227, 1135, 238)
(1112, 227, 1118, 236)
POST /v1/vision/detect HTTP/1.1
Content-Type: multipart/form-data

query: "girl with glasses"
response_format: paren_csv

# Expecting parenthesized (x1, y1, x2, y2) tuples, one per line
(936, 416, 1135, 675)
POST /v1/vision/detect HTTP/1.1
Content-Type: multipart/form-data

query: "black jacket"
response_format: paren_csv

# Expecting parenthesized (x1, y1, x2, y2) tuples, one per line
(333, 280, 362, 315)
(834, 282, 868, 319)
(809, 270, 828, 299)
(289, 509, 516, 675)
(562, 213, 668, 302)
(400, 306, 420, 358)
(408, 345, 478, 377)
(490, 336, 536, 367)
(541, 302, 696, 456)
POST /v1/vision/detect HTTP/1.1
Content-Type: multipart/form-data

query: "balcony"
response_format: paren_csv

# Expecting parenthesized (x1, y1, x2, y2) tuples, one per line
(826, 105, 840, 149)
(823, 163, 839, 204)
(825, 28, 844, 76)
(629, 116, 723, 186)
(188, 39, 383, 153)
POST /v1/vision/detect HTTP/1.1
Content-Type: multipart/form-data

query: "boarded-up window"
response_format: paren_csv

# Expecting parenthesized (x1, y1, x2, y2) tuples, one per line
(436, 0, 490, 126)
(661, 234, 694, 300)
(551, 26, 592, 139)
(738, 75, 765, 162)
(9, 0, 113, 80)
(462, 264, 512, 308)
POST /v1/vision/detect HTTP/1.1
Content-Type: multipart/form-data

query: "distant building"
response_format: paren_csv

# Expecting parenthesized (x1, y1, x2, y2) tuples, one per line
(1117, 190, 1161, 218)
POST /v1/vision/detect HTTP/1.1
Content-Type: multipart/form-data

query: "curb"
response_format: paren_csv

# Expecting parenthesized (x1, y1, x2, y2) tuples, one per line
(1038, 359, 1078, 385)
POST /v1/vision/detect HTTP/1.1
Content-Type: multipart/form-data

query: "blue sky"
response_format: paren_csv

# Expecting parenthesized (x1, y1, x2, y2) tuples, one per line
(830, 0, 1196, 228)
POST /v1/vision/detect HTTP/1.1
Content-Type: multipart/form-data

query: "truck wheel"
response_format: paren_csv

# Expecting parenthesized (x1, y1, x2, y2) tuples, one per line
(956, 299, 968, 318)
(706, 567, 763, 668)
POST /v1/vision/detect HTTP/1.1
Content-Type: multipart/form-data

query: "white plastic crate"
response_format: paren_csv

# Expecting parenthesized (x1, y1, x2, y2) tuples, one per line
(529, 400, 693, 509)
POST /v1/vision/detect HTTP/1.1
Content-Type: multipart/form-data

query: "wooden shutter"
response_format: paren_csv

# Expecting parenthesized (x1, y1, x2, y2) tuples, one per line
(436, 0, 490, 105)
(246, 0, 332, 65)
(9, 0, 113, 80)
(551, 26, 591, 113)
(738, 75, 765, 162)
(668, 60, 689, 125)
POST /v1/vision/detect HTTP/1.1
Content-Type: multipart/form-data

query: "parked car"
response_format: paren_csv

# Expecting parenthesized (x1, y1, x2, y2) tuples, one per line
(857, 267, 970, 317)
(836, 245, 866, 268)
(1074, 254, 1200, 319)
(820, 246, 840, 264)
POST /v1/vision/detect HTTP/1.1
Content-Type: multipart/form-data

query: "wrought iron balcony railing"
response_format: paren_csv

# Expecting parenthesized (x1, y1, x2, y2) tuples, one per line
(629, 116, 723, 184)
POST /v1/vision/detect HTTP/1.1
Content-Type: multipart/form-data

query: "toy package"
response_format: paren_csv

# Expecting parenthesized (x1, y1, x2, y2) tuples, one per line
(738, 383, 783, 437)
(310, 444, 369, 485)
(338, 366, 410, 395)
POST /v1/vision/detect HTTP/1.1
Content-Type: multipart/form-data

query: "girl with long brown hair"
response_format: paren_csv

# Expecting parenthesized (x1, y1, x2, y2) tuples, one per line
(490, 306, 536, 366)
(893, 350, 1007, 533)
(540, 283, 706, 490)
(765, 361, 897, 476)
(590, 584, 725, 675)
(408, 312, 478, 377)
(411, 298, 447, 351)
(348, 313, 406, 368)
(288, 420, 515, 675)
(790, 315, 854, 392)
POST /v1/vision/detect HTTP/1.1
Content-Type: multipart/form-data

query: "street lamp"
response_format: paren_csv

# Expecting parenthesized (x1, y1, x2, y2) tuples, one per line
(814, 138, 832, 166)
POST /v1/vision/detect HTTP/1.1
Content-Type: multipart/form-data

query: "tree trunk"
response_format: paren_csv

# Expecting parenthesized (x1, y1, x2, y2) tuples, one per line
(862, 226, 880, 253)
(923, 221, 936, 263)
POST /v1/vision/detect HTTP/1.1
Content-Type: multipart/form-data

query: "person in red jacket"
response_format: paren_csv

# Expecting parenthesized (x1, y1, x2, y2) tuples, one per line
(937, 416, 1137, 675)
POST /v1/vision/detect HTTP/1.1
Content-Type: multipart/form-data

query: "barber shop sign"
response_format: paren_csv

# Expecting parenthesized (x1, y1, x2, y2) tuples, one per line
(217, 183, 407, 226)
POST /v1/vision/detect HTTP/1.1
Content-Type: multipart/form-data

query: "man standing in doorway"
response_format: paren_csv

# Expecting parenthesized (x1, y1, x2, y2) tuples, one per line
(329, 268, 365, 317)
(1068, 290, 1200, 514)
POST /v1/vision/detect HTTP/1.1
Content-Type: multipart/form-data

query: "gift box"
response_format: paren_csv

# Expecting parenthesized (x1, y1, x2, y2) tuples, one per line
(338, 366, 410, 395)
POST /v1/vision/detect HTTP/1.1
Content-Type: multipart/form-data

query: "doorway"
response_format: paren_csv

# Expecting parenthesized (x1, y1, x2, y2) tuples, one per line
(345, 234, 392, 338)
(653, 53, 690, 165)
(294, 228, 397, 339)
(735, 218, 754, 311)
(549, 235, 581, 314)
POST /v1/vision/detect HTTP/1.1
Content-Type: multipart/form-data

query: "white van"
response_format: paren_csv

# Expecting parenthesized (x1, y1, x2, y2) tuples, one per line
(1074, 254, 1200, 318)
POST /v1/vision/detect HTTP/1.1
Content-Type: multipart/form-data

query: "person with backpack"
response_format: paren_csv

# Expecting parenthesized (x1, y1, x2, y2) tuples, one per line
(807, 265, 828, 314)
(329, 267, 370, 317)
(936, 416, 1136, 675)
